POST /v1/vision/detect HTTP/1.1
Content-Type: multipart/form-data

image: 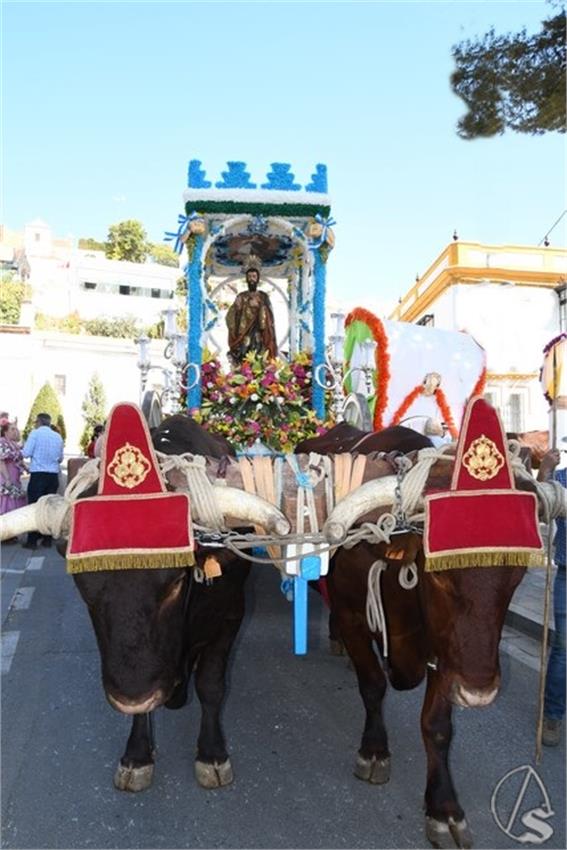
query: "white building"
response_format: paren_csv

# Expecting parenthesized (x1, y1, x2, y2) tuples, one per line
(390, 241, 567, 436)
(1, 220, 180, 325)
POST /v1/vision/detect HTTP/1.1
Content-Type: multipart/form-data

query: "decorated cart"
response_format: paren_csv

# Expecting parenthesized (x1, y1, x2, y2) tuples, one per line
(165, 159, 335, 422)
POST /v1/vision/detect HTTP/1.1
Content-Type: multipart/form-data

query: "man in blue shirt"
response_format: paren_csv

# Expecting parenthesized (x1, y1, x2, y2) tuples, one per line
(22, 413, 64, 550)
(538, 448, 566, 747)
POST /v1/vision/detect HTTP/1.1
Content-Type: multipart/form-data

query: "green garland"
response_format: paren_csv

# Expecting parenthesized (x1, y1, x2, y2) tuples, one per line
(185, 200, 331, 218)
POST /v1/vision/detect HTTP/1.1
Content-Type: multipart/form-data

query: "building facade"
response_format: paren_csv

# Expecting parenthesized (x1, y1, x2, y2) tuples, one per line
(1, 220, 180, 324)
(390, 241, 567, 436)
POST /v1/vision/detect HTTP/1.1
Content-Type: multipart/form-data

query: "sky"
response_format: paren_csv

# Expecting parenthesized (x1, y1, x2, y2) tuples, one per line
(2, 0, 565, 315)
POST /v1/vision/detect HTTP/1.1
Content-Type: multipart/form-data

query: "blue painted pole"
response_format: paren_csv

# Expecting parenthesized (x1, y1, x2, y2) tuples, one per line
(311, 249, 326, 419)
(187, 234, 204, 410)
(293, 555, 321, 655)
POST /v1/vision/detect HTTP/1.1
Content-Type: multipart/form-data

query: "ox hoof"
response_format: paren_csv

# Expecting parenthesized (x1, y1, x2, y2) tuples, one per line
(195, 758, 233, 789)
(113, 762, 154, 793)
(425, 816, 473, 849)
(354, 754, 391, 785)
(329, 639, 346, 657)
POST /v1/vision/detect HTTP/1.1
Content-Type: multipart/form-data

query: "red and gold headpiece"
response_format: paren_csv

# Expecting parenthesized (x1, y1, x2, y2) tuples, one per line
(67, 403, 194, 573)
(424, 396, 543, 571)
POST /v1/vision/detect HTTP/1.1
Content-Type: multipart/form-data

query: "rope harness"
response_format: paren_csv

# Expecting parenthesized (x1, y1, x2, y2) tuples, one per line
(36, 444, 562, 577)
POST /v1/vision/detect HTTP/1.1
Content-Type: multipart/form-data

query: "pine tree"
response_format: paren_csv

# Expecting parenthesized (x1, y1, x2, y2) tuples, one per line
(80, 373, 107, 452)
(23, 383, 67, 441)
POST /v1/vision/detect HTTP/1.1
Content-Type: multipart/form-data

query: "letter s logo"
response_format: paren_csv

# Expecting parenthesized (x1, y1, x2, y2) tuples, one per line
(517, 808, 555, 845)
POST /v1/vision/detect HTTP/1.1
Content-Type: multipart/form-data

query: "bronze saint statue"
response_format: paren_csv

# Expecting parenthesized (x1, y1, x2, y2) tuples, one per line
(226, 262, 277, 365)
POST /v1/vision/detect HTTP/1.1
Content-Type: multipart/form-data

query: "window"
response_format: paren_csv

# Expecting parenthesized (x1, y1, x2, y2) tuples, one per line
(504, 392, 524, 432)
(151, 288, 161, 299)
(34, 233, 41, 243)
(82, 281, 97, 290)
(119, 285, 131, 295)
(54, 374, 66, 396)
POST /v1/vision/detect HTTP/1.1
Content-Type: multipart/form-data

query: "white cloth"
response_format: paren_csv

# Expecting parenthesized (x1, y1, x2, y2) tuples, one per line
(350, 319, 486, 431)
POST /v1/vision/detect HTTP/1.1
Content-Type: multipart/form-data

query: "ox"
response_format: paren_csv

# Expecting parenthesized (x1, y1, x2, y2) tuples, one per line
(1, 415, 290, 793)
(300, 423, 549, 849)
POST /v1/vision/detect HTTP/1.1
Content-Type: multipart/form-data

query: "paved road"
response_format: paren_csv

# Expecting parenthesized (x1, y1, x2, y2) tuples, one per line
(1, 544, 565, 850)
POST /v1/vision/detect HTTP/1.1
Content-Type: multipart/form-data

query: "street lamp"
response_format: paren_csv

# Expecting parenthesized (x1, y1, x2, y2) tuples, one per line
(134, 307, 200, 415)
(314, 314, 376, 423)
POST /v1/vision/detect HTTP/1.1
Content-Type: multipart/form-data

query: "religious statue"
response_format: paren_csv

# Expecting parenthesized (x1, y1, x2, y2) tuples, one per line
(226, 258, 277, 365)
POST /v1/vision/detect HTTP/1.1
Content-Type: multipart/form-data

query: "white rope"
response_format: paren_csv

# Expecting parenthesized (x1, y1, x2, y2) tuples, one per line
(155, 451, 225, 530)
(509, 452, 565, 522)
(399, 562, 419, 589)
(366, 559, 420, 658)
(398, 444, 455, 521)
(366, 560, 389, 657)
(64, 458, 100, 501)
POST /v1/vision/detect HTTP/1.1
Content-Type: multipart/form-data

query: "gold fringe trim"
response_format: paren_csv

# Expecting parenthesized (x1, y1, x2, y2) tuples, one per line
(67, 550, 195, 574)
(425, 550, 544, 572)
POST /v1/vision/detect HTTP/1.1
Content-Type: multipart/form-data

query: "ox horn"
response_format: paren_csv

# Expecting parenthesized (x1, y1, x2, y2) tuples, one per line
(0, 489, 290, 542)
(208, 486, 290, 537)
(0, 494, 70, 542)
(323, 476, 403, 544)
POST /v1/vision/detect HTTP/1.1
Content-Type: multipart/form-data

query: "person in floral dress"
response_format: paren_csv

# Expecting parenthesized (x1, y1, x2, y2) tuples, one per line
(0, 422, 27, 540)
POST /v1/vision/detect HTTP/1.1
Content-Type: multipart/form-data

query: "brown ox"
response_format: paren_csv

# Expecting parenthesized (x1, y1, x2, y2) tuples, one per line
(307, 424, 538, 849)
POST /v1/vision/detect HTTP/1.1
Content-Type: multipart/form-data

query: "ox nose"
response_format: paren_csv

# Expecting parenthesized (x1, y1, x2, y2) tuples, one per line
(452, 682, 499, 708)
(107, 689, 166, 715)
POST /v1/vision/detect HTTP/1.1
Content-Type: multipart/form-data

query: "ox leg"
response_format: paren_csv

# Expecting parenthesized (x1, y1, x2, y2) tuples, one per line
(421, 670, 472, 849)
(193, 617, 242, 789)
(114, 713, 155, 793)
(338, 609, 390, 784)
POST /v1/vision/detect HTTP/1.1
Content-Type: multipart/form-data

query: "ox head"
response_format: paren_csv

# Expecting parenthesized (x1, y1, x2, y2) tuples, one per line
(72, 564, 191, 714)
(1, 471, 290, 717)
(323, 464, 560, 710)
(421, 561, 525, 707)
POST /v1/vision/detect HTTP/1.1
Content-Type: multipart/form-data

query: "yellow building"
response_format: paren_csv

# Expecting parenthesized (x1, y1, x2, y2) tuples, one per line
(390, 241, 567, 434)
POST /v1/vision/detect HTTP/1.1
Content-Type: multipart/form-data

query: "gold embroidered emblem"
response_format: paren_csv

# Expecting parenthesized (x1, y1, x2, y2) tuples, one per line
(107, 443, 151, 489)
(462, 434, 505, 481)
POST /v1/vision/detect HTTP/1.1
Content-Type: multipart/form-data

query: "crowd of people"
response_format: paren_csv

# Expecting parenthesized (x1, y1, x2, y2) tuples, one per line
(0, 414, 104, 550)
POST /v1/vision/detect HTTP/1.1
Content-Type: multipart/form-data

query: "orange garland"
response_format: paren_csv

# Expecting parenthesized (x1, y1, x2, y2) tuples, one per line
(345, 309, 484, 438)
(390, 385, 424, 427)
(434, 387, 458, 439)
(470, 366, 487, 399)
(390, 384, 458, 439)
(345, 307, 391, 430)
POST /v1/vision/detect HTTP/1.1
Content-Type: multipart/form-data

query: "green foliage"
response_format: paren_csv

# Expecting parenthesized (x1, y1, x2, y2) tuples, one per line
(23, 382, 66, 441)
(176, 275, 187, 298)
(105, 220, 150, 263)
(83, 315, 142, 338)
(149, 243, 179, 267)
(80, 373, 107, 452)
(34, 311, 162, 340)
(78, 237, 106, 252)
(35, 311, 83, 334)
(0, 273, 26, 324)
(451, 8, 566, 137)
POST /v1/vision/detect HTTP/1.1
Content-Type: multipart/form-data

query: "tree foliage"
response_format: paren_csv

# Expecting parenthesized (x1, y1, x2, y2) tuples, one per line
(149, 243, 180, 267)
(80, 373, 107, 452)
(451, 7, 566, 138)
(0, 273, 26, 324)
(104, 220, 150, 263)
(78, 237, 106, 252)
(23, 382, 66, 441)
